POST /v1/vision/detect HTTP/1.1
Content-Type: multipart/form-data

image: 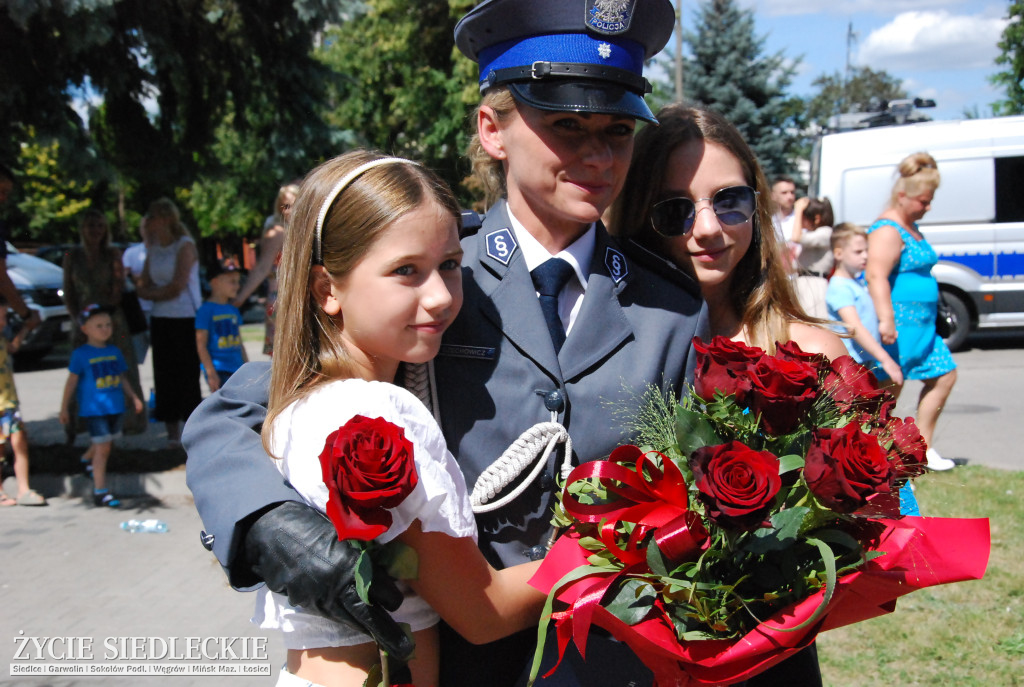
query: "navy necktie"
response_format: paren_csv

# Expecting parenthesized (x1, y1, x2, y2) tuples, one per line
(531, 258, 575, 352)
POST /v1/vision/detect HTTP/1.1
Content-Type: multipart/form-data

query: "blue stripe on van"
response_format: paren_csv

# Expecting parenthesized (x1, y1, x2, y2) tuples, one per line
(999, 252, 1024, 278)
(944, 253, 995, 277)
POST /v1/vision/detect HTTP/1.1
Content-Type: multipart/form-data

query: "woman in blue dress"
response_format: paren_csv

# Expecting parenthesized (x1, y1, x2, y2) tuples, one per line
(866, 152, 958, 471)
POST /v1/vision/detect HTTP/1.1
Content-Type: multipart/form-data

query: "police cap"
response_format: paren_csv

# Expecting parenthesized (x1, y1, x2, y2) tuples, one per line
(455, 0, 675, 124)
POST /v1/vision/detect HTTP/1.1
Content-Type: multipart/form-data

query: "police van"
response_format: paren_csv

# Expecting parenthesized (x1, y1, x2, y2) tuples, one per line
(809, 115, 1024, 350)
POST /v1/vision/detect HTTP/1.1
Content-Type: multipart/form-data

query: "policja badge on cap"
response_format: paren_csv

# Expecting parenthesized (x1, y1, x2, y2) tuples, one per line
(454, 0, 675, 124)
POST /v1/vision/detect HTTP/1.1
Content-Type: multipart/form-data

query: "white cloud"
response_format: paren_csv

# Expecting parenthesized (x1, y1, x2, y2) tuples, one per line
(752, 0, 961, 17)
(855, 10, 1007, 71)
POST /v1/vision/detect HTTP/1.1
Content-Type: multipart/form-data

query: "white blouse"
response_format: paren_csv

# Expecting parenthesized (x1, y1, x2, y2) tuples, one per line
(252, 379, 476, 649)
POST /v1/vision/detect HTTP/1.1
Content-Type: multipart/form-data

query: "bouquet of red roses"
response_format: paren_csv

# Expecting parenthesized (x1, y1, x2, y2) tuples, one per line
(528, 337, 990, 686)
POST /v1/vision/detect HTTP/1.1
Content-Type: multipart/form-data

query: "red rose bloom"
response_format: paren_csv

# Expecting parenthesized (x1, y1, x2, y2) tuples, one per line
(824, 356, 894, 415)
(693, 336, 763, 404)
(880, 416, 928, 480)
(318, 415, 419, 541)
(748, 356, 819, 435)
(774, 340, 829, 376)
(804, 424, 893, 513)
(689, 441, 781, 530)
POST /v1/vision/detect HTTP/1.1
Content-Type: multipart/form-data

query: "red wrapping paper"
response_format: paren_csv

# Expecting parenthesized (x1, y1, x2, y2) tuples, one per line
(530, 516, 990, 686)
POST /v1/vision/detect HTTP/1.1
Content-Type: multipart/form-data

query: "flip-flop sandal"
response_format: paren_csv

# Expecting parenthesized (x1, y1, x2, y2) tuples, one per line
(17, 490, 46, 506)
(0, 493, 17, 507)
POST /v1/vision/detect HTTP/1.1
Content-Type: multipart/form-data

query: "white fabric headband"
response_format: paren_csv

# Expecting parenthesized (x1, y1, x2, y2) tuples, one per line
(313, 156, 418, 264)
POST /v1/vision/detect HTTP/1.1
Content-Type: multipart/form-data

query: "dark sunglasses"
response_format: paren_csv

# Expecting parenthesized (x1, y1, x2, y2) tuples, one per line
(650, 185, 759, 237)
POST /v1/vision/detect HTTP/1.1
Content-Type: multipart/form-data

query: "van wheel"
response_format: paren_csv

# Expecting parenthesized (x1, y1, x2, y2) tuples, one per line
(940, 290, 971, 352)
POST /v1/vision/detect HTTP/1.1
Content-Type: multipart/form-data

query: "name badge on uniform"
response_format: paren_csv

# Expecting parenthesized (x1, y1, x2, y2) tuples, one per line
(605, 246, 629, 284)
(439, 344, 496, 361)
(485, 227, 518, 265)
(586, 0, 636, 35)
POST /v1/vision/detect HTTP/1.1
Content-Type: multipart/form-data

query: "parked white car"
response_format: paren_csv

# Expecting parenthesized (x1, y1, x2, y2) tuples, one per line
(5, 242, 72, 359)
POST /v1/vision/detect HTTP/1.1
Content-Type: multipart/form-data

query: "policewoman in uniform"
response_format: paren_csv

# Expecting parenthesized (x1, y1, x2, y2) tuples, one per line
(185, 1, 709, 685)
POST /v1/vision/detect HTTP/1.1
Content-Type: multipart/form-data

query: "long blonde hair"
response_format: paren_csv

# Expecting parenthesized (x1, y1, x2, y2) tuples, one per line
(262, 150, 461, 456)
(609, 104, 819, 352)
(889, 151, 940, 207)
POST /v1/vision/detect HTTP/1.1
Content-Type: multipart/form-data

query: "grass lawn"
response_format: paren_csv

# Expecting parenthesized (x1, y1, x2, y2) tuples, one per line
(818, 466, 1023, 686)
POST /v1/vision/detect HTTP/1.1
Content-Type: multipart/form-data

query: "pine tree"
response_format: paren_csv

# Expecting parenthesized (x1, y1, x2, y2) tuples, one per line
(681, 0, 802, 178)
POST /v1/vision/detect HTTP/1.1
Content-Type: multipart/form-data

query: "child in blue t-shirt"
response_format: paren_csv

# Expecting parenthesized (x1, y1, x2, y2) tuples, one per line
(826, 223, 904, 386)
(195, 260, 248, 392)
(827, 225, 919, 514)
(60, 304, 145, 508)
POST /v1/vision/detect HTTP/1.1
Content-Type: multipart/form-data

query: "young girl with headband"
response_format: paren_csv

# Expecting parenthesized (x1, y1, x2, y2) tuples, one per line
(253, 150, 545, 687)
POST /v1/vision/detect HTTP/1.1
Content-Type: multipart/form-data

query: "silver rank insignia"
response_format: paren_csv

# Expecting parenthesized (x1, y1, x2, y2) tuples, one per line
(485, 227, 518, 265)
(585, 0, 636, 35)
(605, 246, 628, 283)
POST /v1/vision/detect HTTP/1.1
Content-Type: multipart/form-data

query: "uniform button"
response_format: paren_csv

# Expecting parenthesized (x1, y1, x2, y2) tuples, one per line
(199, 531, 215, 551)
(543, 389, 564, 412)
(526, 545, 548, 561)
(539, 472, 554, 491)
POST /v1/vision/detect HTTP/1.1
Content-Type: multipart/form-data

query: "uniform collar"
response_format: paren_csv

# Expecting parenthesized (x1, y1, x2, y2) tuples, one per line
(506, 206, 594, 289)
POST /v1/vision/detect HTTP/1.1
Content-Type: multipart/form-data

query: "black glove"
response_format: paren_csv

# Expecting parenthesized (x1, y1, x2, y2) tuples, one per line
(243, 501, 414, 661)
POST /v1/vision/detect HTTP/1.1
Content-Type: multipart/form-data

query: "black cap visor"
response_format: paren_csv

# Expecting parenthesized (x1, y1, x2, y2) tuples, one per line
(507, 80, 657, 124)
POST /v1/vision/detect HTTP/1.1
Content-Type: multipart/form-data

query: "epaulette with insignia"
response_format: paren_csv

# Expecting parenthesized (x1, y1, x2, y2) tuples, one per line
(619, 239, 702, 298)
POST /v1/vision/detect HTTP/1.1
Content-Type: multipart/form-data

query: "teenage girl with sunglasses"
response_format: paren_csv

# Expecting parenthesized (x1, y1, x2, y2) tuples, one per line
(611, 104, 846, 358)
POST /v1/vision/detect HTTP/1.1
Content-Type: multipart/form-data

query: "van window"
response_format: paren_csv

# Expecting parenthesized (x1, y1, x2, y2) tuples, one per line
(995, 156, 1024, 223)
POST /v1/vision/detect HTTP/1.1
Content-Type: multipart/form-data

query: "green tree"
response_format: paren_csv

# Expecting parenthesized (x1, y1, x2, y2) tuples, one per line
(680, 0, 802, 179)
(10, 128, 95, 242)
(805, 67, 908, 126)
(991, 1, 1024, 116)
(317, 0, 479, 200)
(1, 0, 353, 215)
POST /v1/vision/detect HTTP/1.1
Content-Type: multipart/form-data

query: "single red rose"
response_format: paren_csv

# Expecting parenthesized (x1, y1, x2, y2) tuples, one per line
(748, 356, 819, 435)
(824, 356, 894, 415)
(774, 340, 829, 377)
(692, 336, 763, 404)
(880, 416, 928, 480)
(804, 424, 893, 513)
(318, 415, 419, 541)
(689, 440, 781, 530)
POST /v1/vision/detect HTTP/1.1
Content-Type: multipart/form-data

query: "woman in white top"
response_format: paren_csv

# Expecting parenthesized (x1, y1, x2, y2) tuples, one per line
(137, 197, 202, 446)
(791, 196, 835, 319)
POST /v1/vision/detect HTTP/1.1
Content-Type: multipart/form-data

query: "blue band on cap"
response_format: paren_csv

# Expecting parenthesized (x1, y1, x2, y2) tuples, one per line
(478, 33, 644, 84)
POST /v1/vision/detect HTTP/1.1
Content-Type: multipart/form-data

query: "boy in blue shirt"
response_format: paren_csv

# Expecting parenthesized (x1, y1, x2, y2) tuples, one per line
(195, 260, 248, 392)
(826, 223, 905, 386)
(60, 304, 145, 507)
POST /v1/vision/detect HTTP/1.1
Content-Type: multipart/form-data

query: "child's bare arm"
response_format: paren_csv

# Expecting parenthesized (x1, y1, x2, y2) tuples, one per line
(59, 373, 80, 425)
(398, 521, 545, 645)
(195, 328, 221, 392)
(836, 305, 904, 385)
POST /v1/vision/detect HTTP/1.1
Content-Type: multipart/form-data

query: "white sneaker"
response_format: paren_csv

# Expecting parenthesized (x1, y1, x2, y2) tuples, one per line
(926, 448, 956, 471)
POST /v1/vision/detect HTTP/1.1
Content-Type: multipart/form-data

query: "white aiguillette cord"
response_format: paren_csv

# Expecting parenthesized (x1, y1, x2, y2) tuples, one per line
(403, 362, 574, 514)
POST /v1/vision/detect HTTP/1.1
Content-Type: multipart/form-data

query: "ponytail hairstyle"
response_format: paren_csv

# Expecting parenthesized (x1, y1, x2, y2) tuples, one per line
(262, 150, 461, 457)
(889, 152, 940, 207)
(802, 197, 834, 229)
(609, 104, 823, 352)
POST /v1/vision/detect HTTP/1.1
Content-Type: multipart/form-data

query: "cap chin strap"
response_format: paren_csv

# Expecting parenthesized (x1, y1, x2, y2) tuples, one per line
(483, 61, 651, 94)
(402, 361, 574, 515)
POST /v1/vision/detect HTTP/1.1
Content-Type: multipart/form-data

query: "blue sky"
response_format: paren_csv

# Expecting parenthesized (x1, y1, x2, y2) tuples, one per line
(728, 0, 1012, 120)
